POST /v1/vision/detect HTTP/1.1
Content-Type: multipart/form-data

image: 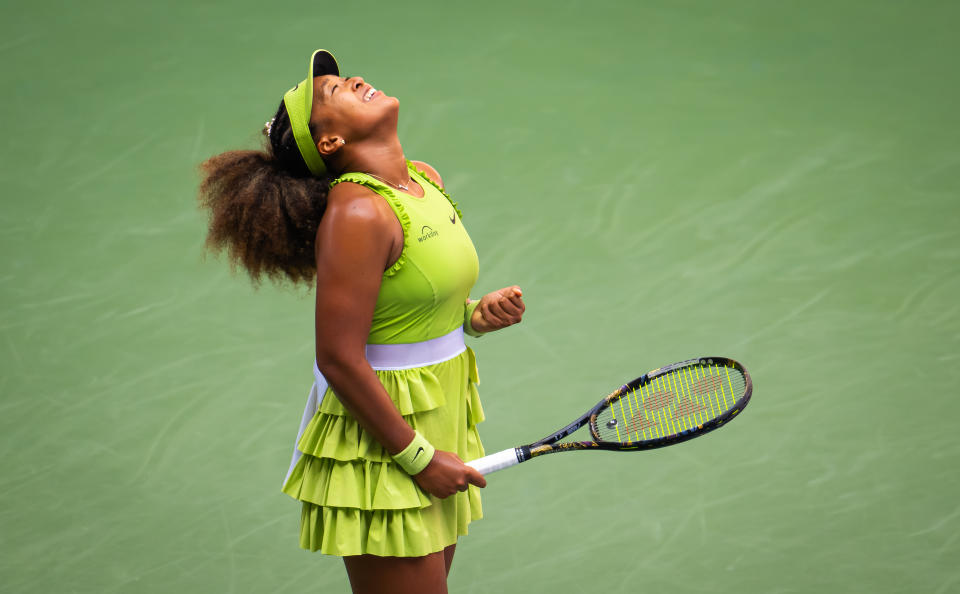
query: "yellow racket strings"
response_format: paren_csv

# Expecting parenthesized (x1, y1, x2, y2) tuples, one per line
(595, 362, 747, 444)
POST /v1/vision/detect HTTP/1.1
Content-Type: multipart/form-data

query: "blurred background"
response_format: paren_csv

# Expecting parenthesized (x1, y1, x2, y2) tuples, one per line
(2, 0, 958, 592)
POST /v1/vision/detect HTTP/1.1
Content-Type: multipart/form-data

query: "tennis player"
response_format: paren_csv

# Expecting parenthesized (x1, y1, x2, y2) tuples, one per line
(197, 49, 525, 593)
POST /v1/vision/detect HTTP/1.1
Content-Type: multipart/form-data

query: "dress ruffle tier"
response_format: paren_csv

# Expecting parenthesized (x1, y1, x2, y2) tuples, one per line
(282, 347, 484, 556)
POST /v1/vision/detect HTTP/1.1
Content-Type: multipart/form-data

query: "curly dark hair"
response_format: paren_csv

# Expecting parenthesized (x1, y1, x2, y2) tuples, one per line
(198, 101, 333, 285)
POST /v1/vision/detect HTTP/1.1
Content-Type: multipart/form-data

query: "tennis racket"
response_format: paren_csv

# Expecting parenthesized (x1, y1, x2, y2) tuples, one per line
(467, 357, 752, 475)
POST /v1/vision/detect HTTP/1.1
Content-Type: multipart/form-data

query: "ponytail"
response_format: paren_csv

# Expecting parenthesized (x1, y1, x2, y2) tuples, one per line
(198, 101, 332, 285)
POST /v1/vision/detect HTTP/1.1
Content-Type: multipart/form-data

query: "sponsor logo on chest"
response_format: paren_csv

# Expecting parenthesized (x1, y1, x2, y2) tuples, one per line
(417, 225, 439, 243)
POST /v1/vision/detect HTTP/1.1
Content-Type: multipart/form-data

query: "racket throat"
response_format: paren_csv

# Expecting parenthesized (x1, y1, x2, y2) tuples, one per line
(518, 445, 531, 462)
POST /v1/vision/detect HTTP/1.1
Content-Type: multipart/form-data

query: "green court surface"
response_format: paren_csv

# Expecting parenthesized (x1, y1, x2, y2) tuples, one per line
(2, 1, 958, 592)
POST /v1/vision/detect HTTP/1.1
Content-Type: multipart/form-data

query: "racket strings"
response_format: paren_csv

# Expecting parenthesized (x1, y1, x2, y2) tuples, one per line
(593, 362, 747, 444)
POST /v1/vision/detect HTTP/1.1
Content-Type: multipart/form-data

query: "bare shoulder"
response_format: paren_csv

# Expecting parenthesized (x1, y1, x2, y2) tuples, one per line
(322, 181, 396, 231)
(315, 180, 402, 270)
(410, 160, 444, 189)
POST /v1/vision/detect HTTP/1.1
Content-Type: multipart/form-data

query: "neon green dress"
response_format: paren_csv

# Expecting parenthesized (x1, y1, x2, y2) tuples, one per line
(281, 162, 485, 556)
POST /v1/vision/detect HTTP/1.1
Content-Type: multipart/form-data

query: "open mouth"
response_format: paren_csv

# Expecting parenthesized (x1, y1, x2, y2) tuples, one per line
(362, 86, 378, 102)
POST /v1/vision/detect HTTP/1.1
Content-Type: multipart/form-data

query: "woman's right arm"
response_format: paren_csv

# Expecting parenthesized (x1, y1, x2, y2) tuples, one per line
(313, 184, 486, 498)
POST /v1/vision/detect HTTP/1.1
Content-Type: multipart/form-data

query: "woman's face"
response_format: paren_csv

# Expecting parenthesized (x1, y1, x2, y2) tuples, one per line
(310, 74, 398, 142)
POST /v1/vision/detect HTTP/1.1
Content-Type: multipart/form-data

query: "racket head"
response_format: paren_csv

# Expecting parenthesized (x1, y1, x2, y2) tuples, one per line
(589, 357, 752, 450)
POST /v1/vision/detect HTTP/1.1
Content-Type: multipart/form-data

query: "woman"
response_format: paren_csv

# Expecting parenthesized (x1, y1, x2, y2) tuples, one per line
(198, 49, 525, 593)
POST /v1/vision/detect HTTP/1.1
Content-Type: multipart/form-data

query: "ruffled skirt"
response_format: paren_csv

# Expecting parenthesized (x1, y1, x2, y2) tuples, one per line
(281, 347, 484, 556)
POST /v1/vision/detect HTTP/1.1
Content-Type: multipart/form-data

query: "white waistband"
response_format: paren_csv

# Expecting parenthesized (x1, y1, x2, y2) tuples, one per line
(312, 327, 466, 385)
(288, 327, 468, 488)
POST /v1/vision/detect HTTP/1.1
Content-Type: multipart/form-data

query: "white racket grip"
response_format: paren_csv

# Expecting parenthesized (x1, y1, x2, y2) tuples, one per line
(467, 448, 522, 475)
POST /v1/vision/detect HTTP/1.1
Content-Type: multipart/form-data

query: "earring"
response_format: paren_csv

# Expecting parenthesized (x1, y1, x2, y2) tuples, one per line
(339, 139, 346, 145)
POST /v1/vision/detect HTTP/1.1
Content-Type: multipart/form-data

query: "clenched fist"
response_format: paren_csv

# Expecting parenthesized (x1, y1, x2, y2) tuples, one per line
(469, 286, 525, 334)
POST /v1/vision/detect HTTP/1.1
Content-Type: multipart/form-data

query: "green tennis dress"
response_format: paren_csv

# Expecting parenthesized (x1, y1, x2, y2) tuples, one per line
(281, 162, 485, 557)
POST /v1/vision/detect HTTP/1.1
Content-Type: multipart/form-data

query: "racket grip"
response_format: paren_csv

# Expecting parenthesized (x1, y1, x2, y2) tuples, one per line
(467, 448, 523, 475)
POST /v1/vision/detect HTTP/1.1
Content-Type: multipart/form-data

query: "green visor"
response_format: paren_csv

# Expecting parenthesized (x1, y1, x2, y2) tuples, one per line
(283, 49, 340, 176)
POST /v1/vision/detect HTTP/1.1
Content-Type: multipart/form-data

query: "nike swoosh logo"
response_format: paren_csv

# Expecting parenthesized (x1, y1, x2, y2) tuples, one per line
(412, 447, 425, 461)
(450, 210, 457, 224)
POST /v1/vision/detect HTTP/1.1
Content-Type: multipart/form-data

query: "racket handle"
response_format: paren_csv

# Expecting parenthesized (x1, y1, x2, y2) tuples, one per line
(467, 448, 524, 475)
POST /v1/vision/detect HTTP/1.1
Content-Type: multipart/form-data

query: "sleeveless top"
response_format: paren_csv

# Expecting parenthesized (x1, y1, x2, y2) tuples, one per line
(329, 161, 479, 344)
(283, 161, 486, 556)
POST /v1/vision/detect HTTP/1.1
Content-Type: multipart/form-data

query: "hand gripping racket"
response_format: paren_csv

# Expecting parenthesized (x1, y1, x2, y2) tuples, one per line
(467, 357, 752, 475)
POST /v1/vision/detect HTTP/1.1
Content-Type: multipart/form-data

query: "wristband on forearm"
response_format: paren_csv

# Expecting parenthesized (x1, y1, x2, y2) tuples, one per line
(392, 431, 436, 475)
(463, 299, 484, 337)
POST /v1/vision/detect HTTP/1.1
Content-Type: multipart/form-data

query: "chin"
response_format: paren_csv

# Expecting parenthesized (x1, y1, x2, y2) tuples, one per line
(372, 99, 401, 131)
(381, 95, 401, 114)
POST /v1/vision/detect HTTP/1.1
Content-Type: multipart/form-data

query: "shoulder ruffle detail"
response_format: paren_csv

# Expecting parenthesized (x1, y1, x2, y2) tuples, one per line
(407, 161, 463, 220)
(329, 173, 411, 277)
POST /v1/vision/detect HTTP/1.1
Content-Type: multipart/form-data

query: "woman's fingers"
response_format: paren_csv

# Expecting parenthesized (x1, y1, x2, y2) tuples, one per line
(415, 450, 487, 498)
(490, 287, 524, 324)
(502, 286, 525, 316)
(485, 302, 516, 327)
(473, 286, 525, 332)
(485, 299, 511, 325)
(498, 298, 523, 317)
(506, 287, 525, 312)
(465, 466, 487, 489)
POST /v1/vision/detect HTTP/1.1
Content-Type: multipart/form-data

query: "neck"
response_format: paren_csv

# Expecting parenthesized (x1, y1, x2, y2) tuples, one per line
(335, 135, 409, 184)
